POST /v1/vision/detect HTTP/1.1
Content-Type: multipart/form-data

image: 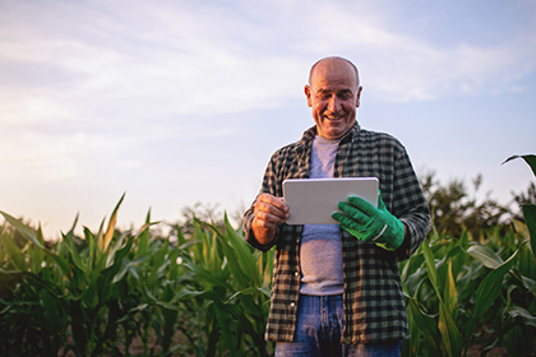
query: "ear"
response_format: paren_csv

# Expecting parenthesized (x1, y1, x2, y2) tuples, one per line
(304, 85, 312, 107)
(356, 86, 363, 108)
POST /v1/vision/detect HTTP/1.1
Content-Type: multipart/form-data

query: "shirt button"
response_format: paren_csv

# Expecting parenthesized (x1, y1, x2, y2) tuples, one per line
(290, 302, 296, 308)
(294, 271, 300, 277)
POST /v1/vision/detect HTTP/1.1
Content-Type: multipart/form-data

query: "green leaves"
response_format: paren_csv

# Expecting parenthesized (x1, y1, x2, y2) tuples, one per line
(417, 238, 462, 357)
(503, 154, 536, 257)
(467, 244, 503, 269)
(1, 197, 275, 356)
(522, 204, 536, 256)
(503, 154, 536, 177)
(3, 196, 536, 356)
(2, 151, 534, 356)
(402, 226, 535, 357)
(182, 214, 273, 357)
(473, 250, 518, 321)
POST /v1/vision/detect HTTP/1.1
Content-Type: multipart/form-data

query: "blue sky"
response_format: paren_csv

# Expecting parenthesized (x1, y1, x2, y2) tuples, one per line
(1, 0, 535, 239)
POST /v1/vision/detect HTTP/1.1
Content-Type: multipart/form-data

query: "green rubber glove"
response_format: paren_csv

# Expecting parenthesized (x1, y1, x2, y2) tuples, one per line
(332, 193, 405, 251)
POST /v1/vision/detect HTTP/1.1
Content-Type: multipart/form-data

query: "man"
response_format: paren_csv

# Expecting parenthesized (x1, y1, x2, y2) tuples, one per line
(242, 56, 430, 356)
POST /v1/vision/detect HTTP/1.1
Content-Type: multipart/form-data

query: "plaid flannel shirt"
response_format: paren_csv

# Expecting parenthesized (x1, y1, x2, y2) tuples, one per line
(243, 122, 431, 344)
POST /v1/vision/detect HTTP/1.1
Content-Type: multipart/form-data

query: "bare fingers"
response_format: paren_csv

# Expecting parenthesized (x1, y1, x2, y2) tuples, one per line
(253, 193, 290, 225)
(251, 194, 290, 244)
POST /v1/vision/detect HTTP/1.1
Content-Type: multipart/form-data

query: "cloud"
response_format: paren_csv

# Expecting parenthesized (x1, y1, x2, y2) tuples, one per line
(1, 0, 535, 182)
(1, 0, 535, 239)
(0, 3, 313, 134)
(2, 0, 535, 124)
(287, 0, 536, 102)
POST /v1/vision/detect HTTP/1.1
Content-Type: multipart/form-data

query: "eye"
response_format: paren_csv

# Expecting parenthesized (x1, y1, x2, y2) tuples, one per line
(338, 91, 353, 100)
(317, 92, 331, 100)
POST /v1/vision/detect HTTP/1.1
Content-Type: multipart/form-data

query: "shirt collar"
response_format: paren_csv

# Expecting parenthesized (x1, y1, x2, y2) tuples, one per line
(298, 121, 361, 150)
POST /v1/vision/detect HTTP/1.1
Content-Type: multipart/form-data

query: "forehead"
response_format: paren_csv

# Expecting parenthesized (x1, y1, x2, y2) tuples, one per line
(310, 60, 357, 92)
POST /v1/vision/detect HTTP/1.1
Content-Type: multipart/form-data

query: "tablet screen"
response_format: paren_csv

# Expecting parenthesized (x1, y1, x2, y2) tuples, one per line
(283, 177, 379, 225)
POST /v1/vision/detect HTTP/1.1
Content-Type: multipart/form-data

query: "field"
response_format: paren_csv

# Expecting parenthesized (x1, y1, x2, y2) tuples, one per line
(1, 155, 535, 356)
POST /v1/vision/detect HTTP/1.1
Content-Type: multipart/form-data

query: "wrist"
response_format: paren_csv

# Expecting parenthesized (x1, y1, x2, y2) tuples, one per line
(375, 218, 404, 251)
(252, 219, 277, 246)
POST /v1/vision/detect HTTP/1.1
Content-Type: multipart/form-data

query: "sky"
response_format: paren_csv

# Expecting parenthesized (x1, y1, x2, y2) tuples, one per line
(1, 0, 535, 239)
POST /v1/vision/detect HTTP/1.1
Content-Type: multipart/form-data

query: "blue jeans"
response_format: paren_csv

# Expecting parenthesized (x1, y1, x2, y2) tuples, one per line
(275, 295, 402, 357)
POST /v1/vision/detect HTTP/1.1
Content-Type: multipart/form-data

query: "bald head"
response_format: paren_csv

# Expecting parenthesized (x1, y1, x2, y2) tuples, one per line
(308, 56, 360, 89)
(304, 56, 363, 139)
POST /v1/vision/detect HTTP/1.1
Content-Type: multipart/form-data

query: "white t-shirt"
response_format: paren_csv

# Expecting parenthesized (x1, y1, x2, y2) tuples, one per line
(299, 135, 344, 296)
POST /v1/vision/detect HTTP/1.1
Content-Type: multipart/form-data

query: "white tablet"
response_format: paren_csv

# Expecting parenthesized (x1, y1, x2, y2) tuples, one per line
(283, 177, 379, 225)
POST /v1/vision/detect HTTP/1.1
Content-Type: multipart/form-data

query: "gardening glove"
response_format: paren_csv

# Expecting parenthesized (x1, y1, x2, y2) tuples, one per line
(332, 193, 405, 251)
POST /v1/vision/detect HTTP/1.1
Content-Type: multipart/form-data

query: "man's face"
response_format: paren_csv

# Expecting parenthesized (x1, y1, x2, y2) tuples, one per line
(304, 60, 362, 140)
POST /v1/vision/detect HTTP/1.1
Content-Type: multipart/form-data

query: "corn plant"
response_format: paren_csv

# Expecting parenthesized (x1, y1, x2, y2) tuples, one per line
(401, 154, 536, 356)
(0, 195, 186, 356)
(504, 154, 536, 256)
(0, 196, 275, 356)
(0, 223, 69, 356)
(1, 154, 534, 356)
(181, 216, 274, 356)
(0, 194, 146, 356)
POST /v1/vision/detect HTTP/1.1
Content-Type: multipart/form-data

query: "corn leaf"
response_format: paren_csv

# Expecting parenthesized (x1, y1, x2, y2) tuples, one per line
(63, 230, 85, 273)
(1, 231, 26, 271)
(219, 237, 249, 289)
(135, 222, 151, 258)
(83, 226, 96, 271)
(147, 239, 169, 287)
(192, 219, 207, 265)
(100, 192, 125, 252)
(402, 278, 443, 355)
(94, 219, 106, 268)
(262, 250, 274, 287)
(522, 276, 536, 296)
(504, 154, 536, 256)
(0, 232, 5, 263)
(522, 204, 536, 257)
(65, 213, 79, 237)
(184, 261, 233, 290)
(30, 241, 45, 274)
(518, 242, 536, 279)
(422, 238, 441, 298)
(0, 211, 45, 249)
(507, 306, 536, 328)
(214, 306, 238, 356)
(0, 211, 70, 277)
(106, 230, 130, 268)
(405, 302, 422, 356)
(406, 296, 442, 355)
(226, 287, 266, 303)
(473, 249, 518, 321)
(224, 214, 261, 287)
(467, 244, 503, 269)
(162, 305, 179, 352)
(208, 229, 221, 274)
(443, 259, 458, 322)
(40, 288, 64, 333)
(5, 270, 63, 297)
(438, 301, 462, 357)
(202, 218, 255, 290)
(112, 255, 148, 284)
(166, 287, 205, 305)
(503, 154, 536, 177)
(445, 245, 465, 280)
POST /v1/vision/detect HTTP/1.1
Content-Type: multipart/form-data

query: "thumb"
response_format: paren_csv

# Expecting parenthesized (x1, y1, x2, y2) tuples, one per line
(377, 191, 386, 211)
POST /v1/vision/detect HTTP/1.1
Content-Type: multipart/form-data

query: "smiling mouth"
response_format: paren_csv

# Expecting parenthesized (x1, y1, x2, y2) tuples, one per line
(324, 115, 343, 121)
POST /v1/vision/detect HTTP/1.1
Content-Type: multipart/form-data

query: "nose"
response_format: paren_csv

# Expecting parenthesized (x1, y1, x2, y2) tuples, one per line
(328, 96, 340, 112)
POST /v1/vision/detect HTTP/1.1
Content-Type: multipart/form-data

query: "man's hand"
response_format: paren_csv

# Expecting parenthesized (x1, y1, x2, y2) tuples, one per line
(251, 193, 290, 245)
(332, 193, 405, 251)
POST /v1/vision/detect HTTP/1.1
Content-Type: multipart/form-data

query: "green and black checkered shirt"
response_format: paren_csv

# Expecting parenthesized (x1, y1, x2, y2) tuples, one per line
(243, 122, 431, 344)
